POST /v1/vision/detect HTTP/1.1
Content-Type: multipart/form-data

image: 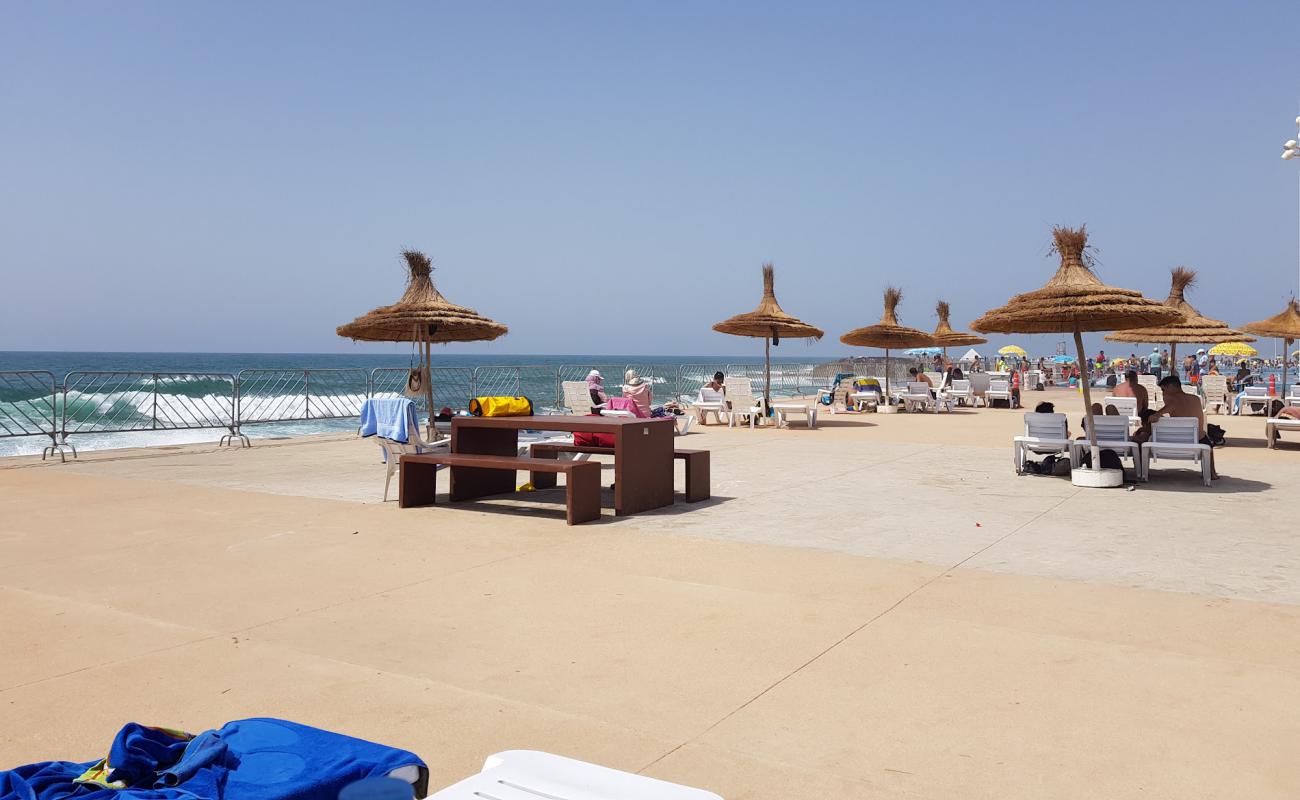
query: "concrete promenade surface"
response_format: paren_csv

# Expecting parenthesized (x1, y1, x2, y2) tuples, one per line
(3, 396, 1299, 798)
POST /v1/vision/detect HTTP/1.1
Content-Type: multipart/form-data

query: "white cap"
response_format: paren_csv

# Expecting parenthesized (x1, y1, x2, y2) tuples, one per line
(587, 369, 602, 379)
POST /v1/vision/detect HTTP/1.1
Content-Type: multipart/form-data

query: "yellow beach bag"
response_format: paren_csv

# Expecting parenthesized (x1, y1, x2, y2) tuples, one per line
(468, 396, 533, 417)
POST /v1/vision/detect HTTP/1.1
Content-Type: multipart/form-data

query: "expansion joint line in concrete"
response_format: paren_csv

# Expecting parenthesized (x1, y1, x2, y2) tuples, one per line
(636, 486, 1082, 774)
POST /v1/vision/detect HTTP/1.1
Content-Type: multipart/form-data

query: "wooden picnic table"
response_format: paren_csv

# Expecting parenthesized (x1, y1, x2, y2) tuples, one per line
(450, 414, 676, 515)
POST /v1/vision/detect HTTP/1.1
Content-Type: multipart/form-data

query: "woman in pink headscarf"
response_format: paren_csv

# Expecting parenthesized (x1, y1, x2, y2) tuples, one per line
(585, 369, 607, 413)
(621, 369, 653, 417)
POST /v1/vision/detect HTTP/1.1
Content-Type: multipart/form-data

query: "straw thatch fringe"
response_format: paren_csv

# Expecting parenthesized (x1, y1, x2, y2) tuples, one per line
(931, 298, 987, 347)
(972, 226, 1180, 335)
(840, 286, 934, 349)
(1242, 298, 1300, 341)
(336, 249, 508, 343)
(1106, 265, 1253, 345)
(712, 263, 824, 341)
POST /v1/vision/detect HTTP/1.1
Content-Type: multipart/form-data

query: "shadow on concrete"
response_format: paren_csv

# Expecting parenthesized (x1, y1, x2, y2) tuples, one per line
(408, 486, 733, 525)
(1133, 472, 1272, 493)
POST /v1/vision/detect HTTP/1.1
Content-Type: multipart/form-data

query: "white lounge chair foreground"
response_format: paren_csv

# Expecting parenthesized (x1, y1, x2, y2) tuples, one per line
(1286, 383, 1300, 406)
(1100, 395, 1140, 426)
(1069, 415, 1144, 479)
(425, 750, 723, 799)
(944, 378, 974, 407)
(1014, 412, 1073, 474)
(562, 380, 599, 415)
(900, 381, 933, 413)
(1142, 417, 1212, 486)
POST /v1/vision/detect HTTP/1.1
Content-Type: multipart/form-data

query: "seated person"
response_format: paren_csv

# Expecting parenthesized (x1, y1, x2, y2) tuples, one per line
(585, 369, 607, 413)
(621, 369, 655, 417)
(1233, 362, 1252, 392)
(1136, 375, 1217, 479)
(1111, 369, 1148, 413)
(1035, 400, 1072, 437)
(704, 370, 726, 393)
(907, 367, 932, 387)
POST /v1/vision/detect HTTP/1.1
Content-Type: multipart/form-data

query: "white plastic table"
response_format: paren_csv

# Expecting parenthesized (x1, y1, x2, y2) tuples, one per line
(425, 750, 723, 799)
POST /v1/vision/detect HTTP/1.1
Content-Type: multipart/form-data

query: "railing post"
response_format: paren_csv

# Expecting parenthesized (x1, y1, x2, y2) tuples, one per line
(152, 374, 159, 430)
(304, 370, 311, 419)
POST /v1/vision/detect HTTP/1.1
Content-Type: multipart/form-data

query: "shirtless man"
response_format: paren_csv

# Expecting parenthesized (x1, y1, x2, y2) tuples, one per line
(1111, 369, 1148, 413)
(1139, 375, 1217, 479)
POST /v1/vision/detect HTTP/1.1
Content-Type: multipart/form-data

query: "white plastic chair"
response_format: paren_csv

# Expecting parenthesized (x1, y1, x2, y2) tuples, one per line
(1287, 383, 1300, 406)
(361, 400, 449, 502)
(723, 377, 765, 428)
(425, 749, 723, 799)
(1265, 415, 1300, 448)
(1141, 417, 1212, 486)
(1014, 412, 1072, 473)
(693, 386, 729, 425)
(1070, 415, 1143, 479)
(986, 379, 1012, 407)
(1025, 369, 1043, 390)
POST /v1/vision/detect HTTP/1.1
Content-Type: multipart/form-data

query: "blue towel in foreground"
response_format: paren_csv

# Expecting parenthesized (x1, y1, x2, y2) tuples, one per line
(1, 718, 426, 800)
(358, 398, 415, 443)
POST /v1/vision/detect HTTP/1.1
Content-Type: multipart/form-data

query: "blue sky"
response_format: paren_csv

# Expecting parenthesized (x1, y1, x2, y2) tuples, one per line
(2, 1, 1298, 358)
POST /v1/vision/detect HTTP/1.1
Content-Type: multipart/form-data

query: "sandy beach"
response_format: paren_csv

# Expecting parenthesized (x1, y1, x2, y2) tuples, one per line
(3, 389, 1298, 798)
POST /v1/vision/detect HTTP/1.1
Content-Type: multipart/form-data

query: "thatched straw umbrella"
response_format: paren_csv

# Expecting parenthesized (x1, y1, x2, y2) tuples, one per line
(971, 226, 1180, 486)
(931, 300, 988, 358)
(713, 264, 824, 408)
(1242, 298, 1300, 392)
(840, 287, 935, 401)
(1105, 267, 1254, 371)
(338, 250, 507, 431)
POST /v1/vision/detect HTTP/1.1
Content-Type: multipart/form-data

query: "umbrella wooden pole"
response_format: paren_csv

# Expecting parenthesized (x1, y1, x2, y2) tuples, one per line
(1284, 338, 1291, 398)
(1075, 330, 1100, 470)
(423, 331, 435, 440)
(1170, 342, 1177, 380)
(885, 348, 891, 403)
(765, 336, 772, 411)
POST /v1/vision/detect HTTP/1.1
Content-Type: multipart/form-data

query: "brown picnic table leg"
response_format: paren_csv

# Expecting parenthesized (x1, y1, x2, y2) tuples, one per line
(450, 425, 519, 501)
(398, 456, 439, 508)
(529, 444, 559, 490)
(683, 451, 710, 502)
(565, 462, 601, 524)
(613, 420, 674, 515)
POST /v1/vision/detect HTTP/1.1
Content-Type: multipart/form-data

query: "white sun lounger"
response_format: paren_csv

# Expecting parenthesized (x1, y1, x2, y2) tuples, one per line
(944, 378, 974, 407)
(1201, 375, 1230, 415)
(1137, 373, 1161, 406)
(425, 750, 723, 799)
(900, 381, 933, 412)
(986, 379, 1013, 408)
(1100, 395, 1140, 426)
(1141, 417, 1212, 486)
(1265, 415, 1300, 448)
(693, 386, 729, 425)
(1239, 385, 1271, 415)
(723, 377, 766, 428)
(771, 399, 817, 428)
(1014, 412, 1072, 474)
(562, 380, 600, 415)
(1286, 383, 1300, 406)
(1069, 415, 1143, 479)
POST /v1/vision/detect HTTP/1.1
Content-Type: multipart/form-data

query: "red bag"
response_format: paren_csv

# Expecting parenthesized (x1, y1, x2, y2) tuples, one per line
(574, 431, 615, 448)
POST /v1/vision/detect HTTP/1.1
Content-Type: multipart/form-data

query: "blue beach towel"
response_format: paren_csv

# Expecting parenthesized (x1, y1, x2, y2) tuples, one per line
(358, 398, 415, 443)
(1, 719, 426, 800)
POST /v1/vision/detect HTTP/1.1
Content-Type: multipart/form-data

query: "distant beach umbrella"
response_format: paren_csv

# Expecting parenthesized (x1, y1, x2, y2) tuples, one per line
(1241, 298, 1300, 391)
(997, 345, 1027, 358)
(930, 300, 987, 356)
(1106, 267, 1254, 369)
(712, 263, 823, 407)
(1208, 342, 1258, 357)
(337, 250, 507, 431)
(840, 287, 934, 400)
(972, 225, 1179, 487)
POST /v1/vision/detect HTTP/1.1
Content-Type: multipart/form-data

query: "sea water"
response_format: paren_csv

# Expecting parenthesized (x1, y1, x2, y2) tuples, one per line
(0, 352, 834, 456)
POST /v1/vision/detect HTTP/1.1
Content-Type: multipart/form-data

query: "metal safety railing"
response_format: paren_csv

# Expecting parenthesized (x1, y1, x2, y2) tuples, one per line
(1, 359, 908, 460)
(61, 371, 240, 449)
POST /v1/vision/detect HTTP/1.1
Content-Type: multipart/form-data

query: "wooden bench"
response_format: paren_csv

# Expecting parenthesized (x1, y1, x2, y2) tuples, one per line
(399, 452, 603, 525)
(530, 443, 710, 502)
